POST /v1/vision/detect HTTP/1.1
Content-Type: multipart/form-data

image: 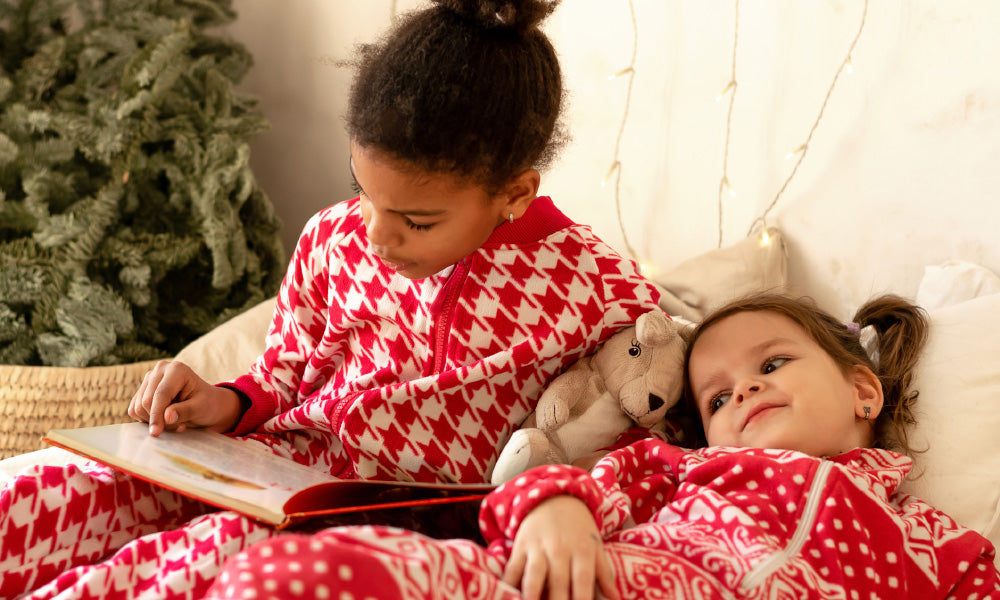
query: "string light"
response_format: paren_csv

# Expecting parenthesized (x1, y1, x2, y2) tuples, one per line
(712, 0, 869, 243)
(715, 0, 741, 248)
(605, 0, 641, 263)
(747, 0, 868, 235)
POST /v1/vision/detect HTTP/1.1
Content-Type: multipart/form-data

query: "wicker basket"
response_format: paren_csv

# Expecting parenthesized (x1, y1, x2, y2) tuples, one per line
(0, 360, 159, 459)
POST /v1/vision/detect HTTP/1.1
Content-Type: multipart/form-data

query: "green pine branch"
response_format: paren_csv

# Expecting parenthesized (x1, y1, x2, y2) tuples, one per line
(0, 0, 284, 366)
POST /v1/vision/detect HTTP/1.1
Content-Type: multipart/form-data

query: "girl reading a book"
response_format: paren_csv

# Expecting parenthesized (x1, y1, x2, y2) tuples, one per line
(0, 1, 663, 598)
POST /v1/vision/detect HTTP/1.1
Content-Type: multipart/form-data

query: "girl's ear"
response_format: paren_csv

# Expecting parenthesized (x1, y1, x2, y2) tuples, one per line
(499, 168, 540, 219)
(850, 365, 884, 421)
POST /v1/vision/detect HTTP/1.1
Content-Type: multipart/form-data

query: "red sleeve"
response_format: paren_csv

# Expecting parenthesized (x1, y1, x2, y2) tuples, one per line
(480, 439, 685, 543)
(222, 210, 338, 434)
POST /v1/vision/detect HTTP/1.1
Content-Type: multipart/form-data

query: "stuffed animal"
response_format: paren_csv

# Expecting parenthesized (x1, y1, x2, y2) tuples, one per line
(491, 309, 689, 485)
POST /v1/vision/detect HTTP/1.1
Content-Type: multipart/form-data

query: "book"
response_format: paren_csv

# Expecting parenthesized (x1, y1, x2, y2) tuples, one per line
(43, 422, 494, 529)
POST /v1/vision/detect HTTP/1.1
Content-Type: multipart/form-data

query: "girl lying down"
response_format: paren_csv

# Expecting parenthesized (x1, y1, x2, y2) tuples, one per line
(205, 293, 1000, 600)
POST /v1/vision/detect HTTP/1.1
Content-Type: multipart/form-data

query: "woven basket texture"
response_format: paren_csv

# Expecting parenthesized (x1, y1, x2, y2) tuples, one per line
(0, 360, 159, 459)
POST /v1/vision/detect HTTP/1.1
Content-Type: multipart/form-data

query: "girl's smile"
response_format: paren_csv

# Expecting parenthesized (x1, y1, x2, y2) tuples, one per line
(741, 401, 785, 431)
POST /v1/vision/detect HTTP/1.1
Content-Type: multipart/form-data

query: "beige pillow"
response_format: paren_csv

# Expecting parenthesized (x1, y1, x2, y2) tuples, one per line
(174, 297, 275, 384)
(654, 228, 787, 321)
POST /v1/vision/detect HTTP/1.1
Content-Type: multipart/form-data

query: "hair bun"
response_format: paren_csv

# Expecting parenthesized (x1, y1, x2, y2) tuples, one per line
(434, 0, 559, 33)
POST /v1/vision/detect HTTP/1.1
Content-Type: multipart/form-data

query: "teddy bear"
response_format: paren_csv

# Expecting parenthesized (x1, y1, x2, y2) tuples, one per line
(490, 309, 690, 485)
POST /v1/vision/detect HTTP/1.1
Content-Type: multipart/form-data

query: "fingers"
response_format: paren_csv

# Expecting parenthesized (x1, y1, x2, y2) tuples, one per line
(569, 539, 598, 600)
(504, 541, 601, 600)
(595, 544, 620, 600)
(127, 361, 198, 436)
(147, 363, 191, 436)
(127, 370, 152, 422)
(502, 548, 526, 590)
(522, 552, 552, 600)
(129, 361, 169, 423)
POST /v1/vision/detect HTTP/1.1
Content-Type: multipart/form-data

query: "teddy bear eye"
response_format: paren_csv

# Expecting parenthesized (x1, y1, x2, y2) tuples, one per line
(628, 340, 642, 357)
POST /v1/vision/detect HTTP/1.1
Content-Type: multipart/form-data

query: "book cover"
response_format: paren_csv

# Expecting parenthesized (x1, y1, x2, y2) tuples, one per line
(43, 422, 493, 529)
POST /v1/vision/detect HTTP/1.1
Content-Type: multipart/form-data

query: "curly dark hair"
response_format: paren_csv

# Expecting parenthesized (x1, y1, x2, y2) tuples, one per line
(346, 0, 566, 194)
(682, 293, 929, 455)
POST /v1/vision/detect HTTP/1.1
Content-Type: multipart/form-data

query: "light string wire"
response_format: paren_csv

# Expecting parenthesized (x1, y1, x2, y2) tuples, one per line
(715, 0, 741, 248)
(606, 0, 641, 263)
(740, 0, 870, 239)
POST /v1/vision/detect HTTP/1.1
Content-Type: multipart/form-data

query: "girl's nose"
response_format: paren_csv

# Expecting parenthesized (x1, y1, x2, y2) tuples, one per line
(734, 381, 762, 405)
(364, 210, 402, 248)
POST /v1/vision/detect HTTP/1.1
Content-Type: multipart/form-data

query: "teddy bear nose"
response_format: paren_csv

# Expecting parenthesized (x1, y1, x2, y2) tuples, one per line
(648, 393, 664, 411)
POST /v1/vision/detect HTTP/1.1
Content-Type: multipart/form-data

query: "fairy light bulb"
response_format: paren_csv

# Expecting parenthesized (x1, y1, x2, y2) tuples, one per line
(716, 80, 736, 102)
(785, 144, 807, 160)
(608, 67, 634, 81)
(722, 177, 736, 198)
(845, 56, 854, 75)
(760, 228, 771, 247)
(601, 161, 621, 188)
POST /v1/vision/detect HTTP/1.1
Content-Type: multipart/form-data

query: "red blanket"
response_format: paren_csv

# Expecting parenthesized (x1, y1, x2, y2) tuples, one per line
(201, 441, 1000, 599)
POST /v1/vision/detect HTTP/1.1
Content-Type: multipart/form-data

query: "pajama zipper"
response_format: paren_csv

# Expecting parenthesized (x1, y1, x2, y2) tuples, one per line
(740, 460, 834, 591)
(430, 258, 470, 375)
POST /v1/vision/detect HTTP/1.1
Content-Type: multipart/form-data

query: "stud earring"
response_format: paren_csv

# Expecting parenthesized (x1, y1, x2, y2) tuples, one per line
(509, 212, 514, 225)
(863, 406, 871, 420)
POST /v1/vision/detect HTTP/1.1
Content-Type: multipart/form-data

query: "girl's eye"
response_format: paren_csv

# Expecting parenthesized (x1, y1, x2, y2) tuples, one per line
(349, 179, 364, 197)
(405, 219, 433, 232)
(708, 391, 732, 414)
(762, 357, 789, 374)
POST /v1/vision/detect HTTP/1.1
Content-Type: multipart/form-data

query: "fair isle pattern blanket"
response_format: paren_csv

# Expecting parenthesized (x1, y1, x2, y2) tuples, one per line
(227, 195, 661, 483)
(0, 196, 663, 598)
(203, 442, 1000, 600)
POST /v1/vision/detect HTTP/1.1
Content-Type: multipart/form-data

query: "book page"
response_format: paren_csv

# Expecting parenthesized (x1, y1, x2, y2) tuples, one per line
(47, 423, 339, 519)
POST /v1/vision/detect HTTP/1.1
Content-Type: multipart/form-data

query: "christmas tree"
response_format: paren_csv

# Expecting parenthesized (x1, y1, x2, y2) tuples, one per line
(0, 0, 285, 367)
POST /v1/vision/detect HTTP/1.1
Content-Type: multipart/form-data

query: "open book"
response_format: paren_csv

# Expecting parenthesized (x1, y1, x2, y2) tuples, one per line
(43, 423, 494, 529)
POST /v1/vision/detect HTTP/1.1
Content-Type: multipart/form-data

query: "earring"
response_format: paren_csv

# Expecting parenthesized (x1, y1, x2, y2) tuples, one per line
(509, 212, 514, 225)
(863, 406, 871, 420)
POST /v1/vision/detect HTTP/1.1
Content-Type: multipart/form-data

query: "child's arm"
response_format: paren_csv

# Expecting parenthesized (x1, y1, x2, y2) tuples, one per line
(223, 209, 344, 431)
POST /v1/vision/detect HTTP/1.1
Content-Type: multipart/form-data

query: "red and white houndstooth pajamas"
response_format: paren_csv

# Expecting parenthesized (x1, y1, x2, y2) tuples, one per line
(0, 196, 660, 599)
(206, 440, 1000, 600)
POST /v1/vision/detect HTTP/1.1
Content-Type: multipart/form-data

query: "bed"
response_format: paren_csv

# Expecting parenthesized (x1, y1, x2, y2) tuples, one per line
(2, 238, 998, 577)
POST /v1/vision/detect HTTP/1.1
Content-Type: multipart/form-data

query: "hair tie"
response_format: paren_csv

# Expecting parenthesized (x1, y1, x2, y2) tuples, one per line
(847, 322, 880, 367)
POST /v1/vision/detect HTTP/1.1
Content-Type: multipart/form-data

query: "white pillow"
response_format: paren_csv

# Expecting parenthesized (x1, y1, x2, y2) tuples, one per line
(898, 292, 1000, 564)
(916, 259, 1000, 310)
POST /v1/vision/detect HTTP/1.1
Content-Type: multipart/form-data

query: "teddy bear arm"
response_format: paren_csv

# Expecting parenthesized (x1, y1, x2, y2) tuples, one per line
(535, 369, 605, 431)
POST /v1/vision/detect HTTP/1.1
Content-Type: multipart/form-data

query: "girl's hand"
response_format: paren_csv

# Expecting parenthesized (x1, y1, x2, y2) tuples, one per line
(503, 495, 619, 600)
(128, 360, 242, 436)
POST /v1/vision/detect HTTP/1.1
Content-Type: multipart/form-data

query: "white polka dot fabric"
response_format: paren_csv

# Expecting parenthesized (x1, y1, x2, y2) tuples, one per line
(208, 442, 999, 598)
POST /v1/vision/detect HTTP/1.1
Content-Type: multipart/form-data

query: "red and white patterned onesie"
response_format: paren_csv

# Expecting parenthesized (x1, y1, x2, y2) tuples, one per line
(0, 196, 660, 599)
(205, 440, 1000, 600)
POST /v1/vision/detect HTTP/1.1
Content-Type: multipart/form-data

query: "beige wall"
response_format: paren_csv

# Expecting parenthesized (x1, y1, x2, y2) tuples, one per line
(226, 0, 1000, 317)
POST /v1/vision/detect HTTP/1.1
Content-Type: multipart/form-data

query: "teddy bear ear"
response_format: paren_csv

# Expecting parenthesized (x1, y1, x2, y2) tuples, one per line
(636, 310, 680, 346)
